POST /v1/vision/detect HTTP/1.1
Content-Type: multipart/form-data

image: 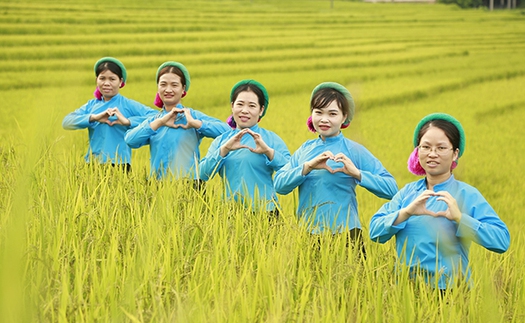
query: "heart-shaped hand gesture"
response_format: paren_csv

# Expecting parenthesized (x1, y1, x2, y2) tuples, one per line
(219, 128, 274, 159)
(396, 190, 461, 225)
(171, 108, 202, 130)
(91, 107, 130, 126)
(431, 190, 461, 222)
(302, 151, 337, 175)
(157, 107, 185, 129)
(331, 152, 361, 180)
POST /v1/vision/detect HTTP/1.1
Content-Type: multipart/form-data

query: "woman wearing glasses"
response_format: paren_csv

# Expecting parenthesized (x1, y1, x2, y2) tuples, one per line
(369, 113, 510, 290)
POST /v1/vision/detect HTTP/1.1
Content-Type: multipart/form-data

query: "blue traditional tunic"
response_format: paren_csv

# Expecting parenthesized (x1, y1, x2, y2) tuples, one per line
(199, 124, 290, 211)
(62, 93, 157, 164)
(369, 175, 510, 289)
(124, 106, 230, 179)
(274, 132, 398, 232)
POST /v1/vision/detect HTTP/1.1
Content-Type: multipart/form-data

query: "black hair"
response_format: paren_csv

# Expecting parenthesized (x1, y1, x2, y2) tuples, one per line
(95, 61, 123, 80)
(157, 66, 186, 86)
(310, 87, 349, 118)
(231, 83, 266, 108)
(417, 119, 461, 150)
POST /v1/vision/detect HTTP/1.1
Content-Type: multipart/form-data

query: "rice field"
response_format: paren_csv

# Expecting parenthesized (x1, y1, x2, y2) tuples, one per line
(1, 0, 525, 321)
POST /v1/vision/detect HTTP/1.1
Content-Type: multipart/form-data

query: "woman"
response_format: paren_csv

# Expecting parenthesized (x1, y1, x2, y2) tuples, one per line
(62, 57, 157, 171)
(199, 79, 290, 215)
(274, 82, 397, 248)
(124, 61, 230, 180)
(369, 113, 510, 289)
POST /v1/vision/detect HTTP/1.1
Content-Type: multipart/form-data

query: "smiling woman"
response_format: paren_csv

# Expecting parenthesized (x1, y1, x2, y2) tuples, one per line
(369, 113, 510, 290)
(199, 79, 291, 217)
(61, 57, 157, 171)
(124, 61, 230, 181)
(274, 82, 398, 255)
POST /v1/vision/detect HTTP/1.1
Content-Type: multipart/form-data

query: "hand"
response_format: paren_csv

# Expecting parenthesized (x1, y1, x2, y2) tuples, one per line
(242, 128, 274, 159)
(394, 190, 439, 225)
(302, 151, 336, 175)
(150, 107, 184, 130)
(331, 152, 361, 180)
(172, 108, 202, 130)
(433, 190, 462, 222)
(90, 107, 130, 126)
(395, 190, 462, 225)
(220, 128, 252, 157)
(107, 107, 130, 126)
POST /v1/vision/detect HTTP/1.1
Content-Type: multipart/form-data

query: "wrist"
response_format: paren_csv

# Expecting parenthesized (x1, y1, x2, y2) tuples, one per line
(150, 119, 163, 131)
(302, 162, 311, 175)
(220, 146, 230, 157)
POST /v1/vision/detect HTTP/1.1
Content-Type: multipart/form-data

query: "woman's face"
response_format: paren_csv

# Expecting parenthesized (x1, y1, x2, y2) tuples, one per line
(96, 69, 121, 101)
(158, 73, 185, 108)
(311, 100, 346, 139)
(231, 90, 263, 129)
(418, 126, 459, 178)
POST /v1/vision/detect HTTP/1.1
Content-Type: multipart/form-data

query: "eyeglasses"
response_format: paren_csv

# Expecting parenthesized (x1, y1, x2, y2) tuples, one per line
(418, 145, 454, 156)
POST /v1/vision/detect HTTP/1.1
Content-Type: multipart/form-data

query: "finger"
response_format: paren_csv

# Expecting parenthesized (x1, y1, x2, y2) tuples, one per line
(428, 210, 447, 217)
(323, 166, 335, 173)
(183, 109, 193, 119)
(319, 153, 332, 160)
(235, 131, 247, 138)
(435, 191, 453, 199)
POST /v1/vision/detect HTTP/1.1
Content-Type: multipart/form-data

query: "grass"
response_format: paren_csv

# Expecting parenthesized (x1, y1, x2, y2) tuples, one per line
(1, 0, 525, 321)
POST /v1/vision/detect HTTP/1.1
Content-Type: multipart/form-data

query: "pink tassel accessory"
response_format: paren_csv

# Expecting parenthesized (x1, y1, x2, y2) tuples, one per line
(306, 116, 316, 133)
(93, 87, 102, 100)
(407, 147, 426, 176)
(154, 93, 163, 108)
(226, 115, 236, 129)
(181, 91, 187, 98)
(120, 81, 126, 88)
(451, 160, 457, 171)
(341, 121, 350, 129)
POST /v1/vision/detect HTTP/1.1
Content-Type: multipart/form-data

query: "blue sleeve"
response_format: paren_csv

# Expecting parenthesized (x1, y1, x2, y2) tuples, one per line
(128, 103, 159, 128)
(198, 136, 226, 181)
(191, 109, 231, 138)
(124, 117, 156, 148)
(455, 189, 510, 253)
(62, 102, 94, 130)
(266, 134, 291, 171)
(274, 149, 307, 195)
(355, 147, 398, 200)
(369, 189, 407, 243)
